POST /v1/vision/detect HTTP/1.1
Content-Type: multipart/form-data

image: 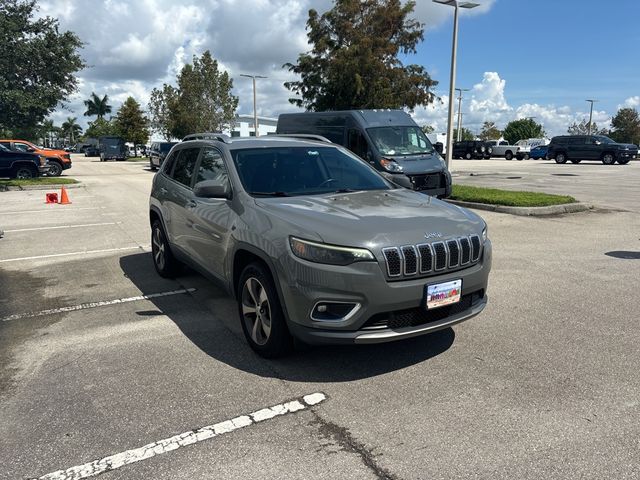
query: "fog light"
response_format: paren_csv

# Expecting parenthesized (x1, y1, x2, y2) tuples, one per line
(311, 302, 360, 321)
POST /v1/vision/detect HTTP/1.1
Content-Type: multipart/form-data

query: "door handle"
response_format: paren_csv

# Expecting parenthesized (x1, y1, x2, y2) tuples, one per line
(159, 187, 168, 194)
(186, 200, 197, 208)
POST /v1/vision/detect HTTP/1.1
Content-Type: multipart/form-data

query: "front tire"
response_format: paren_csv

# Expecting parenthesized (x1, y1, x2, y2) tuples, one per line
(505, 151, 513, 160)
(151, 220, 180, 278)
(555, 152, 568, 164)
(13, 165, 36, 179)
(238, 262, 293, 358)
(602, 153, 615, 165)
(48, 160, 63, 176)
(465, 152, 472, 160)
(570, 159, 581, 164)
(617, 158, 630, 165)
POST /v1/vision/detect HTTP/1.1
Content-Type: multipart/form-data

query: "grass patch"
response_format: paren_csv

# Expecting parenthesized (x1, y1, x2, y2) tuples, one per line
(0, 177, 79, 187)
(127, 156, 148, 162)
(451, 184, 576, 207)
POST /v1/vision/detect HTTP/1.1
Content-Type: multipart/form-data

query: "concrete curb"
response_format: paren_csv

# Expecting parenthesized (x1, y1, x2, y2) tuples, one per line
(0, 182, 82, 192)
(446, 199, 594, 216)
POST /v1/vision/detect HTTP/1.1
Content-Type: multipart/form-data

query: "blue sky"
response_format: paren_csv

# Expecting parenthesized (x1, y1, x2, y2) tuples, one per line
(404, 0, 640, 134)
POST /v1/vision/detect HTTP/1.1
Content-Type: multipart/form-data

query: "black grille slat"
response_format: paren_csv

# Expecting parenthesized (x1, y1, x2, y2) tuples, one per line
(417, 244, 433, 273)
(459, 237, 471, 264)
(447, 240, 460, 267)
(470, 235, 481, 262)
(401, 246, 418, 275)
(433, 242, 447, 270)
(383, 248, 401, 276)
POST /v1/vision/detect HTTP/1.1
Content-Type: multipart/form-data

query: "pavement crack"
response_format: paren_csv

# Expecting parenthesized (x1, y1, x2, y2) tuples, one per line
(311, 412, 401, 480)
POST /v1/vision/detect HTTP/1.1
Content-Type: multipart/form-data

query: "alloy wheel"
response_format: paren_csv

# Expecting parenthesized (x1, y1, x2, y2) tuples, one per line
(16, 168, 33, 179)
(241, 277, 272, 346)
(152, 226, 166, 271)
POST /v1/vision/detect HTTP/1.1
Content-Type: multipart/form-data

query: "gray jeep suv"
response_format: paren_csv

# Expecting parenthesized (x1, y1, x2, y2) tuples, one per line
(149, 135, 492, 357)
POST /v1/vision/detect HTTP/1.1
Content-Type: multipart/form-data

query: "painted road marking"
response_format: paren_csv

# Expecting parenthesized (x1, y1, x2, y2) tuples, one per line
(5, 222, 119, 233)
(0, 206, 105, 215)
(1, 288, 196, 322)
(0, 245, 149, 263)
(33, 393, 327, 480)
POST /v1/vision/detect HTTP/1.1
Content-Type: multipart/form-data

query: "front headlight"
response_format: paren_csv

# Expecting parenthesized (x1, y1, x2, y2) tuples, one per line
(482, 224, 488, 242)
(290, 237, 375, 266)
(380, 158, 404, 173)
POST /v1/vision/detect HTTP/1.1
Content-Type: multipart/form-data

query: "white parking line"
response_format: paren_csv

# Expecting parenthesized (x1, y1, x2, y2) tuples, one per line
(5, 222, 119, 233)
(0, 206, 105, 215)
(0, 245, 149, 263)
(33, 393, 327, 480)
(1, 288, 196, 322)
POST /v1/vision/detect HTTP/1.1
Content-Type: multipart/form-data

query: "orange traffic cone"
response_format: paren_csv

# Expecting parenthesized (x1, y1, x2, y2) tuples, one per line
(59, 186, 72, 205)
(45, 192, 59, 204)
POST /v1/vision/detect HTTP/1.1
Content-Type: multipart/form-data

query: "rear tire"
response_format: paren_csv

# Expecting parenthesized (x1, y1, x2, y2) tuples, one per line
(505, 151, 513, 160)
(151, 220, 181, 278)
(617, 158, 630, 165)
(555, 152, 567, 164)
(602, 153, 615, 165)
(238, 262, 293, 358)
(465, 152, 472, 160)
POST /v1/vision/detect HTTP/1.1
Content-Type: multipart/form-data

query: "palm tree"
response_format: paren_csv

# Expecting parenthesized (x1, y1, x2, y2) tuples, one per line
(84, 93, 112, 119)
(40, 119, 58, 147)
(61, 117, 82, 144)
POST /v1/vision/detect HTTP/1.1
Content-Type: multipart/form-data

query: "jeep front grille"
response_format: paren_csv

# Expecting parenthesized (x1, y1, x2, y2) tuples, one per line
(382, 235, 482, 280)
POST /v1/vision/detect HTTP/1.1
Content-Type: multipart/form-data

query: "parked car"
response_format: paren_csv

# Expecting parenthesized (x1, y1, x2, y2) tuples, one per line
(98, 136, 127, 161)
(149, 136, 491, 357)
(277, 110, 452, 198)
(513, 138, 549, 160)
(0, 144, 50, 178)
(0, 139, 71, 176)
(547, 135, 639, 165)
(84, 145, 100, 157)
(452, 140, 493, 159)
(149, 141, 179, 170)
(529, 145, 549, 160)
(484, 140, 522, 160)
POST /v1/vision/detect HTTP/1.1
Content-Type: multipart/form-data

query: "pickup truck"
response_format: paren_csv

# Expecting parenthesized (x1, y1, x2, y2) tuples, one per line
(0, 144, 50, 178)
(485, 140, 521, 160)
(0, 139, 72, 176)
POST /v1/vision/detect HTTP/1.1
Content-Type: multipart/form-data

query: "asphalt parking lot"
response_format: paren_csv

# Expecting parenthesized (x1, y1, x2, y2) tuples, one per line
(1, 155, 639, 479)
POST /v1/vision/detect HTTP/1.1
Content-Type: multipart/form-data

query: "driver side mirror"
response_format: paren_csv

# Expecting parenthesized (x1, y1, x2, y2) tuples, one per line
(26, 147, 36, 152)
(194, 179, 231, 199)
(434, 142, 444, 155)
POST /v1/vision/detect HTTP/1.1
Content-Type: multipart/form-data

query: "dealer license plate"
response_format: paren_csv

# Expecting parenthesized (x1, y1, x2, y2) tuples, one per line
(425, 280, 462, 310)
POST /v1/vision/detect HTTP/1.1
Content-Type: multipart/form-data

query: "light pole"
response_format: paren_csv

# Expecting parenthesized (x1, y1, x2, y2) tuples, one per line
(433, 0, 480, 168)
(240, 74, 267, 137)
(585, 99, 598, 136)
(455, 87, 470, 142)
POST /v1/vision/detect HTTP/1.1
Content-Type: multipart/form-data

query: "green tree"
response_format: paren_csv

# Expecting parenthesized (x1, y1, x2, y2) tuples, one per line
(503, 118, 545, 145)
(284, 0, 438, 111)
(114, 97, 150, 156)
(609, 107, 640, 145)
(453, 127, 474, 141)
(84, 117, 118, 138)
(40, 119, 61, 147)
(148, 50, 238, 139)
(421, 124, 434, 134)
(479, 121, 502, 141)
(0, 0, 84, 132)
(84, 93, 112, 120)
(567, 119, 607, 136)
(148, 85, 178, 141)
(61, 116, 82, 143)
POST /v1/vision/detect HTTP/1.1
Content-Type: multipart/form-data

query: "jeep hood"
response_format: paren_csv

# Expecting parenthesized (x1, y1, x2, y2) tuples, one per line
(255, 189, 484, 249)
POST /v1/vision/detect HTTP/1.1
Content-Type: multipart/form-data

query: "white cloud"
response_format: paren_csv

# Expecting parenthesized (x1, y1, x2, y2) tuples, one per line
(411, 71, 614, 138)
(621, 96, 640, 109)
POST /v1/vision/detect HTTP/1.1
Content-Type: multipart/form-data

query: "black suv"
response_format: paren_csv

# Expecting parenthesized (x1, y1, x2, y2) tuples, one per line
(149, 141, 179, 170)
(0, 144, 49, 178)
(452, 140, 493, 160)
(547, 135, 638, 165)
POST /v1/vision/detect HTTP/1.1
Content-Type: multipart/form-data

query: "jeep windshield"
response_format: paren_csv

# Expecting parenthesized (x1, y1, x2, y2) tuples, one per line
(232, 146, 393, 197)
(367, 126, 434, 156)
(101, 138, 124, 148)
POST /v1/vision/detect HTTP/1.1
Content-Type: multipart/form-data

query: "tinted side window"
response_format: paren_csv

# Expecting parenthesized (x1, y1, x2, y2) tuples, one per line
(567, 137, 584, 145)
(14, 142, 30, 152)
(171, 148, 200, 187)
(348, 129, 369, 159)
(196, 147, 228, 185)
(0, 141, 10, 148)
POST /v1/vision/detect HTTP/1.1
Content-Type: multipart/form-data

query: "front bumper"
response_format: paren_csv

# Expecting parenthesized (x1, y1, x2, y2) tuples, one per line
(38, 165, 51, 174)
(277, 239, 492, 345)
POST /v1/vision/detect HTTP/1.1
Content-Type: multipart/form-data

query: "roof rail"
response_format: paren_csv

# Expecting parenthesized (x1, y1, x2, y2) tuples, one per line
(182, 132, 232, 143)
(270, 134, 333, 144)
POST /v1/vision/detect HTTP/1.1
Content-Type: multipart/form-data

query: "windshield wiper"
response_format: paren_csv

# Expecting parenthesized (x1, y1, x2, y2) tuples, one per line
(248, 191, 290, 197)
(332, 188, 359, 193)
